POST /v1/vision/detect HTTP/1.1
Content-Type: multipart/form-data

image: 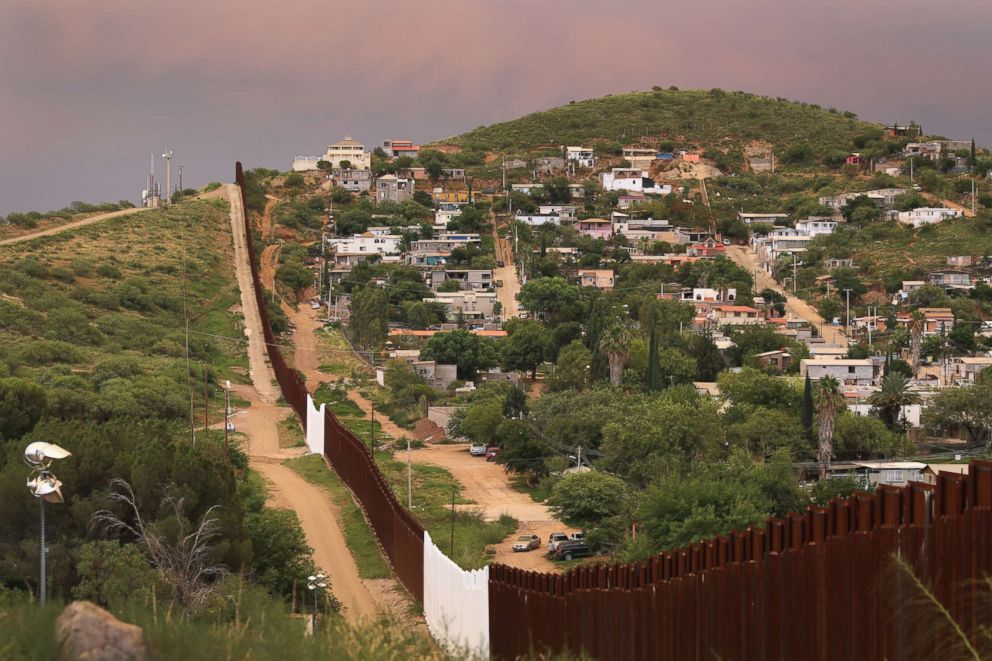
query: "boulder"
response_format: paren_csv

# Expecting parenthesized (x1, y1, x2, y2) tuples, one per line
(55, 601, 147, 661)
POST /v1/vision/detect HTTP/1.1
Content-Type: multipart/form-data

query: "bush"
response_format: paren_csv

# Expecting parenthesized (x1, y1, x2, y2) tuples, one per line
(15, 339, 84, 365)
(96, 263, 123, 279)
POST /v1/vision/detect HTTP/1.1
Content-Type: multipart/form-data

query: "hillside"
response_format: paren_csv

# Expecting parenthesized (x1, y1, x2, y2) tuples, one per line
(441, 88, 882, 161)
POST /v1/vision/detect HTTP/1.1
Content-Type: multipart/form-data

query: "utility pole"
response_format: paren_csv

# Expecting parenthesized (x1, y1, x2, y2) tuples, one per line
(224, 380, 231, 462)
(450, 488, 456, 556)
(792, 253, 798, 294)
(178, 165, 184, 202)
(370, 402, 375, 459)
(162, 150, 173, 205)
(407, 436, 413, 509)
(844, 288, 853, 338)
(868, 305, 873, 346)
(973, 178, 977, 215)
(910, 157, 914, 183)
(203, 368, 209, 429)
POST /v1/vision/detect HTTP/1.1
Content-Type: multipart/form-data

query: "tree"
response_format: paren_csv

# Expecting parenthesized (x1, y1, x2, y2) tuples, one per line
(923, 378, 992, 446)
(73, 541, 157, 609)
(548, 340, 592, 392)
(644, 325, 661, 391)
(814, 376, 845, 479)
(457, 400, 505, 444)
(599, 319, 633, 387)
(833, 414, 911, 458)
(0, 377, 47, 441)
(405, 301, 439, 330)
(500, 320, 549, 378)
(717, 368, 800, 412)
(518, 277, 582, 322)
(494, 420, 552, 477)
(910, 311, 924, 376)
(330, 187, 352, 204)
(349, 286, 388, 349)
(420, 329, 497, 379)
(867, 373, 921, 429)
(802, 374, 814, 438)
(548, 472, 627, 530)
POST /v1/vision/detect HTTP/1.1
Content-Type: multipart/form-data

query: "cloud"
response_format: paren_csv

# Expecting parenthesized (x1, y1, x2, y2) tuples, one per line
(1, 0, 990, 212)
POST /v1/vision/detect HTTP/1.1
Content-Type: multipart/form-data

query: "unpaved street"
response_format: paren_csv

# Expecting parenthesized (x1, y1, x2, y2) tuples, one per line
(226, 184, 378, 622)
(726, 245, 848, 347)
(492, 215, 521, 320)
(0, 206, 150, 246)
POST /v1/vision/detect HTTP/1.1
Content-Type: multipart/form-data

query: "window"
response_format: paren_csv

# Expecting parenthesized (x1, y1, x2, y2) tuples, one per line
(848, 366, 856, 374)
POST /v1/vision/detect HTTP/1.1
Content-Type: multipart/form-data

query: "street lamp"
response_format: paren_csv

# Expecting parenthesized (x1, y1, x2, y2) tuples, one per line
(24, 441, 71, 606)
(224, 380, 232, 462)
(307, 573, 328, 634)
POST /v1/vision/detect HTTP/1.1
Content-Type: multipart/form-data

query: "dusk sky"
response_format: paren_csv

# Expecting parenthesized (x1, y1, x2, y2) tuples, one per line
(2, 0, 990, 214)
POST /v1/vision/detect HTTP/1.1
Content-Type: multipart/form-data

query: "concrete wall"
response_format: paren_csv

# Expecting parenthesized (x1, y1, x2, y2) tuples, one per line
(428, 406, 462, 433)
(423, 531, 490, 656)
(305, 394, 325, 454)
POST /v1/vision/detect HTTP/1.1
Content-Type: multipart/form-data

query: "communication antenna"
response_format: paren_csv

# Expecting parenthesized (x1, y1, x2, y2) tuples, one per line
(162, 149, 174, 205)
(24, 442, 71, 606)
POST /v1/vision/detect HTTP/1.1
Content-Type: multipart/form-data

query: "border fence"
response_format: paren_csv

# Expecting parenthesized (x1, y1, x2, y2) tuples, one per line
(235, 164, 992, 659)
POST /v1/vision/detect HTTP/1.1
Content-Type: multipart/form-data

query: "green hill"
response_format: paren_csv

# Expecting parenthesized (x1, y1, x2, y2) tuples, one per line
(442, 88, 883, 164)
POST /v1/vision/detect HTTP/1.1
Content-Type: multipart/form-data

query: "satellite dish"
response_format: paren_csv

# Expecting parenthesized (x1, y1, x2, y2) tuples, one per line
(24, 442, 72, 466)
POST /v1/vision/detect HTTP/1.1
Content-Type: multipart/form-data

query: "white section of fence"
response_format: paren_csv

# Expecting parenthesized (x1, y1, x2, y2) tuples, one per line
(423, 531, 490, 657)
(305, 394, 325, 454)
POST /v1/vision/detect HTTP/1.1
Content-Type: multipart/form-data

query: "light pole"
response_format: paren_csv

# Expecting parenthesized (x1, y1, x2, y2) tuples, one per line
(162, 150, 173, 205)
(843, 288, 853, 338)
(24, 442, 71, 606)
(307, 573, 327, 635)
(224, 380, 232, 463)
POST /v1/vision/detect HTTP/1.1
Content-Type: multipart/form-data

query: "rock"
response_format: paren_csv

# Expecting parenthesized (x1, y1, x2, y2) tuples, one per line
(55, 601, 147, 661)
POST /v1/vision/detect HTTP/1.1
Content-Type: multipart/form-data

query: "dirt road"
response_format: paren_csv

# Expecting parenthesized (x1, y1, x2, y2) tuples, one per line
(726, 245, 849, 347)
(0, 207, 150, 246)
(922, 191, 975, 218)
(408, 444, 566, 572)
(226, 184, 378, 622)
(492, 216, 521, 319)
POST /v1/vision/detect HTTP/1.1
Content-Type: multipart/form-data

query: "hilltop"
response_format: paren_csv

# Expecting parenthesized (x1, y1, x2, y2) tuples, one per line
(439, 88, 884, 164)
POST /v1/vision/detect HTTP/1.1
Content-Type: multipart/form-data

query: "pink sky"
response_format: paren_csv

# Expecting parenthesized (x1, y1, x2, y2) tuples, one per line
(1, 0, 990, 212)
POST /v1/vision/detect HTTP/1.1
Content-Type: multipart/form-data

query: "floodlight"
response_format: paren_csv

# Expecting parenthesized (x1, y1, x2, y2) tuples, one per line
(24, 442, 71, 466)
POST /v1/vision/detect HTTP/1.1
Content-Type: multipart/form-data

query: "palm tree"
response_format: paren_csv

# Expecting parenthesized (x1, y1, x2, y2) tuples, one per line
(867, 373, 921, 429)
(814, 376, 845, 480)
(599, 319, 633, 387)
(910, 311, 925, 377)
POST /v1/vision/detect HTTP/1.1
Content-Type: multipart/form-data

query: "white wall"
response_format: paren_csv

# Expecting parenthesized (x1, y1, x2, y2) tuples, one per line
(423, 531, 490, 657)
(305, 394, 325, 454)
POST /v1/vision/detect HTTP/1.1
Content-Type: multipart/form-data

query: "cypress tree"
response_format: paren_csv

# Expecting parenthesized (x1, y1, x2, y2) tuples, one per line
(802, 373, 814, 437)
(645, 324, 660, 391)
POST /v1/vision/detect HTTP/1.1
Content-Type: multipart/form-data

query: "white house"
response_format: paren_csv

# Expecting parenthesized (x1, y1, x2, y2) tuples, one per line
(323, 136, 371, 170)
(510, 183, 543, 195)
(330, 233, 402, 256)
(895, 207, 963, 228)
(600, 168, 672, 195)
(795, 218, 838, 236)
(737, 212, 789, 226)
(564, 146, 595, 168)
(515, 213, 562, 227)
(538, 205, 577, 221)
(800, 358, 875, 386)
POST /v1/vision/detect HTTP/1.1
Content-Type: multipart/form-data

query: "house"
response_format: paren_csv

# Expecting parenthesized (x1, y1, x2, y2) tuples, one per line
(824, 258, 854, 269)
(381, 140, 421, 159)
(533, 157, 565, 175)
(330, 168, 372, 192)
(564, 146, 595, 168)
(567, 183, 586, 199)
(896, 207, 962, 228)
(622, 147, 658, 169)
(953, 357, 992, 383)
(795, 218, 838, 236)
(423, 291, 500, 321)
(409, 233, 481, 253)
(504, 159, 527, 170)
(737, 212, 789, 226)
(577, 269, 616, 290)
(406, 361, 459, 390)
(576, 218, 613, 240)
(680, 152, 701, 163)
(397, 167, 430, 181)
(674, 228, 713, 244)
(800, 358, 875, 386)
(686, 238, 726, 259)
(434, 208, 462, 227)
(755, 349, 792, 373)
(818, 188, 908, 213)
(510, 183, 543, 195)
(846, 153, 861, 165)
(682, 287, 736, 303)
(815, 274, 836, 289)
(921, 464, 970, 485)
(324, 136, 371, 170)
(425, 269, 494, 291)
(618, 193, 647, 209)
(375, 175, 415, 204)
(838, 462, 927, 487)
(432, 190, 471, 204)
(928, 269, 973, 290)
(538, 205, 577, 221)
(330, 232, 403, 266)
(600, 168, 672, 195)
(515, 213, 563, 227)
(749, 156, 774, 172)
(712, 305, 762, 326)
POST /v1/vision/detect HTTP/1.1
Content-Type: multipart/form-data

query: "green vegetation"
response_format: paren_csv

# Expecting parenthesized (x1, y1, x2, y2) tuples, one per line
(444, 89, 878, 166)
(286, 455, 391, 579)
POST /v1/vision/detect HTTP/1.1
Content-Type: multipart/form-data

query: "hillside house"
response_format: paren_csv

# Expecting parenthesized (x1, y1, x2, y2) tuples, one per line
(682, 287, 736, 303)
(324, 136, 371, 170)
(577, 269, 616, 290)
(511, 183, 543, 195)
(622, 147, 658, 169)
(515, 213, 563, 227)
(330, 232, 403, 266)
(947, 255, 975, 268)
(755, 349, 792, 373)
(749, 156, 774, 172)
(568, 183, 586, 199)
(330, 169, 372, 192)
(539, 205, 577, 221)
(800, 358, 876, 386)
(398, 167, 430, 181)
(928, 270, 973, 290)
(896, 207, 962, 228)
(534, 157, 565, 175)
(375, 175, 414, 204)
(738, 212, 789, 226)
(824, 258, 854, 269)
(564, 146, 595, 168)
(504, 159, 527, 170)
(425, 269, 494, 291)
(432, 190, 471, 204)
(795, 218, 838, 236)
(410, 233, 481, 253)
(601, 168, 672, 195)
(382, 140, 421, 159)
(953, 357, 992, 383)
(618, 193, 647, 209)
(837, 462, 926, 487)
(674, 228, 713, 244)
(423, 291, 499, 321)
(712, 305, 763, 326)
(435, 208, 461, 227)
(686, 238, 726, 259)
(576, 218, 613, 240)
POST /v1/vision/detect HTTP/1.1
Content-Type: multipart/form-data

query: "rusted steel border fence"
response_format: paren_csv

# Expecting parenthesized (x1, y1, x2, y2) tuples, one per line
(490, 465, 992, 659)
(235, 164, 424, 601)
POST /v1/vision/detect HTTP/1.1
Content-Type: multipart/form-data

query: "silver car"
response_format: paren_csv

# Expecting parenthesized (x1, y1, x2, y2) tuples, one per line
(512, 535, 540, 552)
(469, 443, 487, 457)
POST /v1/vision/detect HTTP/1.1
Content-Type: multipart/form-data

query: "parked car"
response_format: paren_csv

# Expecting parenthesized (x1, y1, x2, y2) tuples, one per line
(469, 443, 487, 457)
(486, 446, 500, 461)
(569, 532, 585, 542)
(496, 279, 504, 287)
(225, 422, 236, 432)
(547, 532, 569, 554)
(553, 541, 594, 561)
(512, 534, 540, 552)
(310, 300, 321, 310)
